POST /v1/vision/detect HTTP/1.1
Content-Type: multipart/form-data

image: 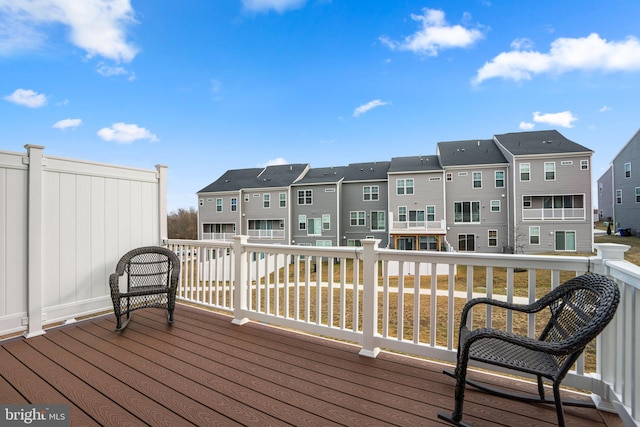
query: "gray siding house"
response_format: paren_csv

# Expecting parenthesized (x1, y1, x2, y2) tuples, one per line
(340, 161, 390, 247)
(387, 155, 447, 250)
(290, 166, 346, 247)
(494, 130, 594, 253)
(438, 139, 510, 253)
(597, 166, 614, 223)
(198, 164, 309, 243)
(197, 130, 595, 254)
(599, 128, 640, 235)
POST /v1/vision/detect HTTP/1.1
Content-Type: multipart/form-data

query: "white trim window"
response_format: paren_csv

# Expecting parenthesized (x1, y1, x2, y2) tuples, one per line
(279, 192, 286, 208)
(635, 187, 640, 203)
(520, 163, 530, 181)
(472, 171, 482, 189)
(298, 215, 306, 230)
(454, 201, 480, 223)
(555, 231, 576, 251)
(297, 189, 312, 205)
(490, 200, 500, 212)
(363, 185, 379, 201)
(322, 214, 330, 230)
(625, 162, 632, 178)
(371, 211, 385, 231)
(307, 218, 321, 236)
(580, 160, 589, 170)
(350, 211, 365, 226)
(616, 189, 622, 204)
(231, 197, 237, 212)
(544, 162, 556, 181)
(488, 230, 497, 247)
(529, 226, 540, 245)
(263, 194, 270, 208)
(458, 234, 475, 252)
(495, 170, 504, 188)
(446, 172, 453, 182)
(216, 198, 223, 212)
(426, 205, 435, 221)
(396, 178, 414, 195)
(398, 206, 407, 221)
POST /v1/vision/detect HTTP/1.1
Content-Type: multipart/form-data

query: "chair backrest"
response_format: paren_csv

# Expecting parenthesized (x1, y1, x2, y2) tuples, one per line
(114, 246, 180, 289)
(538, 274, 620, 361)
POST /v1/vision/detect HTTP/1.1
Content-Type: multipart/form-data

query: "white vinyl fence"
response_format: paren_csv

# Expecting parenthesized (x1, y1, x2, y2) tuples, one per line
(0, 145, 167, 337)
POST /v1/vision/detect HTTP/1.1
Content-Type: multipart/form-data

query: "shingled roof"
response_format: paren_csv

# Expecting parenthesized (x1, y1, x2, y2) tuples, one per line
(198, 164, 308, 193)
(388, 155, 442, 173)
(494, 130, 593, 155)
(342, 161, 390, 182)
(437, 139, 508, 167)
(293, 166, 346, 185)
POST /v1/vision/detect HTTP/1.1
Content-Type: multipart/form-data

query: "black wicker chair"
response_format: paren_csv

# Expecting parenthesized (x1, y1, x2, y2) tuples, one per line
(438, 273, 620, 427)
(109, 246, 181, 331)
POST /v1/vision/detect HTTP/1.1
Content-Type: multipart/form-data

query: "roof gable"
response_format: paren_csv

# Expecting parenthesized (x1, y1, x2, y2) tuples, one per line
(198, 163, 309, 193)
(494, 130, 592, 156)
(437, 139, 507, 167)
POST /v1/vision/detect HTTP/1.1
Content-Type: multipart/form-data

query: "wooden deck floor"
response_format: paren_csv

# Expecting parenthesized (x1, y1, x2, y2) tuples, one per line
(0, 304, 623, 426)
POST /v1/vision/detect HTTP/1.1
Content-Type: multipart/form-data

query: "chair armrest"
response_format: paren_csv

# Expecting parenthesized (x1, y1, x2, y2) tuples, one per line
(459, 297, 546, 329)
(109, 272, 122, 296)
(464, 327, 575, 356)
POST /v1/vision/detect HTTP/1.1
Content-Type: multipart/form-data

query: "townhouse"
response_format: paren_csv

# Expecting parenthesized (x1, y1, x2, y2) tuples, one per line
(198, 130, 595, 254)
(597, 128, 640, 235)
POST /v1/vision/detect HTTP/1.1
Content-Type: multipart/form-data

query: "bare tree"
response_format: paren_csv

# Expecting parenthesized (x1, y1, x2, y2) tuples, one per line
(168, 207, 197, 239)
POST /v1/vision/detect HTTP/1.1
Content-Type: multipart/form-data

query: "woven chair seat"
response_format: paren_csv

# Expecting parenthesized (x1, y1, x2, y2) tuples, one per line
(109, 246, 180, 331)
(438, 273, 620, 427)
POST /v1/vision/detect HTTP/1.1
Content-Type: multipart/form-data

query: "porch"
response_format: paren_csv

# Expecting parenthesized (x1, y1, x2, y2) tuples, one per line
(0, 304, 621, 426)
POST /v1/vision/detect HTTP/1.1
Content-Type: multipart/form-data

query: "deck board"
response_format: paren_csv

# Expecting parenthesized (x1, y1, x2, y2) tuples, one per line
(0, 304, 622, 427)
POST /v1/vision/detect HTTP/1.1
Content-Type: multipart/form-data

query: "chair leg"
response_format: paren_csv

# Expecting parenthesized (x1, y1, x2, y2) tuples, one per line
(438, 347, 472, 425)
(553, 382, 566, 427)
(167, 309, 174, 324)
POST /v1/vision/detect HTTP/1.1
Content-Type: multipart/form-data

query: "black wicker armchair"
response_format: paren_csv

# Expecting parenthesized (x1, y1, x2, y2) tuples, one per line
(109, 246, 181, 331)
(438, 273, 620, 427)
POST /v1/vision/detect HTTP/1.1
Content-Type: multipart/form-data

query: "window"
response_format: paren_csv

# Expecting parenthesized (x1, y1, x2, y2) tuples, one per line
(263, 194, 270, 208)
(244, 194, 250, 202)
(520, 163, 530, 181)
(371, 211, 385, 231)
(598, 182, 603, 195)
(625, 162, 631, 178)
(298, 215, 306, 230)
(523, 195, 531, 208)
(350, 211, 365, 226)
(488, 230, 497, 247)
(580, 160, 589, 170)
(446, 173, 453, 182)
(472, 172, 482, 189)
(560, 160, 573, 166)
(419, 236, 438, 250)
(363, 185, 379, 201)
(495, 171, 504, 188)
(529, 226, 540, 245)
(307, 218, 321, 236)
(555, 231, 576, 251)
(398, 206, 407, 222)
(458, 234, 475, 252)
(616, 189, 622, 204)
(199, 199, 204, 206)
(636, 187, 640, 203)
(279, 193, 286, 208)
(216, 198, 223, 212)
(297, 189, 312, 205)
(490, 200, 500, 212)
(322, 214, 330, 230)
(426, 205, 435, 221)
(408, 210, 425, 225)
(454, 201, 480, 223)
(396, 178, 414, 195)
(316, 240, 332, 247)
(231, 197, 237, 212)
(347, 239, 361, 247)
(544, 162, 555, 181)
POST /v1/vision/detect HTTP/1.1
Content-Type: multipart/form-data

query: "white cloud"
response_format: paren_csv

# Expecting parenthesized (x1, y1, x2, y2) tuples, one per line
(97, 122, 158, 143)
(532, 111, 577, 128)
(474, 33, 640, 84)
(261, 157, 288, 167)
(519, 121, 535, 130)
(380, 8, 483, 56)
(599, 105, 612, 112)
(53, 118, 81, 129)
(3, 88, 47, 107)
(0, 0, 138, 62)
(242, 0, 305, 13)
(353, 99, 388, 117)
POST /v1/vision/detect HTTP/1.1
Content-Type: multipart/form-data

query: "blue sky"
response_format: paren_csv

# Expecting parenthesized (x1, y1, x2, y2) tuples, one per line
(2, 0, 640, 212)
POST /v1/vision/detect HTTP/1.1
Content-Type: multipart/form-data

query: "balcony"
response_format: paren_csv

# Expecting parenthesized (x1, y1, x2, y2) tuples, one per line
(523, 207, 586, 220)
(202, 232, 236, 241)
(390, 219, 447, 234)
(246, 229, 286, 239)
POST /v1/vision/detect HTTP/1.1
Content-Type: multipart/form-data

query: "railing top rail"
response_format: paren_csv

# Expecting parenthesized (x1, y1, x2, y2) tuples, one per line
(165, 239, 233, 249)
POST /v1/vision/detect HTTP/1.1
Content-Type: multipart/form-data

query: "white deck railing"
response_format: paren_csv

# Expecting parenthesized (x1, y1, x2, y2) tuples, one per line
(522, 207, 586, 220)
(166, 237, 640, 426)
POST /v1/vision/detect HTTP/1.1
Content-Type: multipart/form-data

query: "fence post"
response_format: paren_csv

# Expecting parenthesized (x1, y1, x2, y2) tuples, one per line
(359, 239, 380, 358)
(232, 235, 250, 325)
(24, 145, 46, 338)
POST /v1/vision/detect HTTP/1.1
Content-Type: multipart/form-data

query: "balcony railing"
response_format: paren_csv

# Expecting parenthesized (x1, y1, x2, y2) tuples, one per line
(390, 219, 447, 233)
(522, 207, 586, 220)
(166, 237, 640, 426)
(202, 232, 236, 241)
(246, 229, 286, 239)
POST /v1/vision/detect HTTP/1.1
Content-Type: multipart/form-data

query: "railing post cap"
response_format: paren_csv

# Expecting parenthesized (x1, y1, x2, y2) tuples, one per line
(594, 243, 630, 260)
